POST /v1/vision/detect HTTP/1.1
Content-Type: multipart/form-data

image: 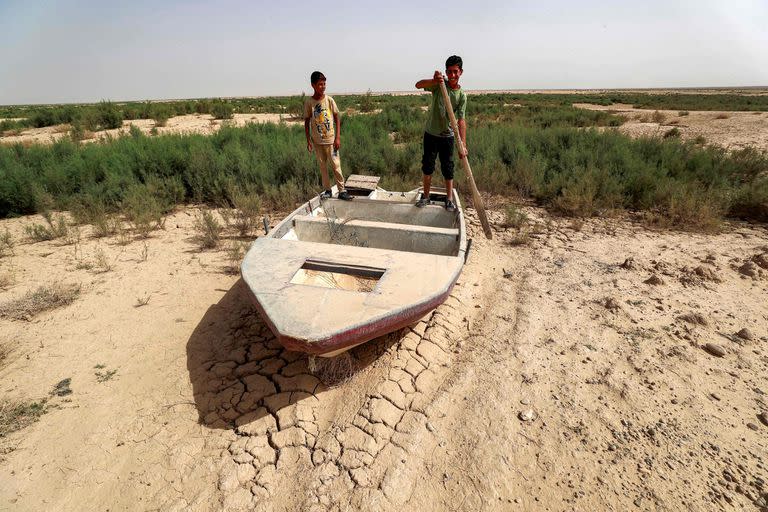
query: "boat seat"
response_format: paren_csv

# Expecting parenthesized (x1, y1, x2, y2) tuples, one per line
(292, 215, 460, 256)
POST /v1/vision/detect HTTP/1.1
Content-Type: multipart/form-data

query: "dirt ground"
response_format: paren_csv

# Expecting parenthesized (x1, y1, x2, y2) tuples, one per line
(1, 195, 767, 511)
(574, 103, 768, 152)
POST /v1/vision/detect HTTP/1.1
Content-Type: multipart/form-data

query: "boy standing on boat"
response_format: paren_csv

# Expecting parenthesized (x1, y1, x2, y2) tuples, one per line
(414, 55, 467, 212)
(304, 71, 353, 200)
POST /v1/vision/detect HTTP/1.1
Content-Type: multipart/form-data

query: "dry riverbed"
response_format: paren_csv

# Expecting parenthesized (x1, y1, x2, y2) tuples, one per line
(0, 202, 766, 511)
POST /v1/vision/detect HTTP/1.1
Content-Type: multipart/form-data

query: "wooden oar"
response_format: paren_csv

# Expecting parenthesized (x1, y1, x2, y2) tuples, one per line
(438, 79, 493, 239)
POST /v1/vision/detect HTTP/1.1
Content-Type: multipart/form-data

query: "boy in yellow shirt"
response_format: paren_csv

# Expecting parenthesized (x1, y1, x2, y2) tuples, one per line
(304, 71, 352, 200)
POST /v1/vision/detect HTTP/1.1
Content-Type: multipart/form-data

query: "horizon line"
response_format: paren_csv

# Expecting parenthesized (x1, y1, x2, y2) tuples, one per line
(2, 85, 767, 108)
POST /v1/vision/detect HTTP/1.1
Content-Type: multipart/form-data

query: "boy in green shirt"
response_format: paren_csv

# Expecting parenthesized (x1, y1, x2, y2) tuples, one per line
(414, 55, 467, 212)
(304, 71, 352, 200)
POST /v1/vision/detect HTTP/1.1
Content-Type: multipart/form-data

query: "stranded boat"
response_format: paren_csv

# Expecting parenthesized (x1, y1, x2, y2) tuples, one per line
(241, 175, 467, 357)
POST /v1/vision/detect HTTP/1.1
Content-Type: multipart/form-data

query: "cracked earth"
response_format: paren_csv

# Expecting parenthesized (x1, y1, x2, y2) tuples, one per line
(1, 205, 767, 511)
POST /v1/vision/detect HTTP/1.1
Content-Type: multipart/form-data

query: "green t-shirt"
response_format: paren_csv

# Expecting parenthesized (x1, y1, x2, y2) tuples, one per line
(423, 82, 467, 137)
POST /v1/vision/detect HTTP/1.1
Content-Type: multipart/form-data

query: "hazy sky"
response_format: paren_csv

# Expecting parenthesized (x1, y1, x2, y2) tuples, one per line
(1, 0, 766, 105)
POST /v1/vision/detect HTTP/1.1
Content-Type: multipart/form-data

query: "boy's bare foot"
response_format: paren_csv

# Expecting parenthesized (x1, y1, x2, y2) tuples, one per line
(338, 191, 353, 201)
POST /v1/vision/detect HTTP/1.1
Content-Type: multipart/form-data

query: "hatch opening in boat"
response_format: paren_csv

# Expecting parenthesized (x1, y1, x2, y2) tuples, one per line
(290, 260, 385, 292)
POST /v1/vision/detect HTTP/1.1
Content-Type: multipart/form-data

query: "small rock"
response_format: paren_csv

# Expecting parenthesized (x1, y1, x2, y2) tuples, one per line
(704, 343, 727, 357)
(620, 258, 635, 270)
(736, 328, 754, 341)
(518, 409, 537, 422)
(747, 423, 759, 431)
(644, 274, 664, 286)
(738, 261, 759, 278)
(679, 312, 708, 326)
(426, 422, 436, 432)
(759, 412, 768, 427)
(520, 398, 531, 406)
(752, 252, 768, 270)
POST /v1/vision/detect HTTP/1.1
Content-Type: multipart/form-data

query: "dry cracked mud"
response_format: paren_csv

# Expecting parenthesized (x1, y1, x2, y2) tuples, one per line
(1, 206, 767, 511)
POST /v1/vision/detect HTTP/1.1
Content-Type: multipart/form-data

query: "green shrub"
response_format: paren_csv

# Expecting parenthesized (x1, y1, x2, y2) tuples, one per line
(211, 101, 234, 120)
(95, 100, 123, 130)
(194, 209, 222, 249)
(360, 90, 376, 113)
(663, 128, 681, 139)
(230, 189, 262, 237)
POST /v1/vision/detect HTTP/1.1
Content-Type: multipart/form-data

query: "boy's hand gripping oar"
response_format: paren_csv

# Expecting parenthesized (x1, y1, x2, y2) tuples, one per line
(438, 79, 493, 240)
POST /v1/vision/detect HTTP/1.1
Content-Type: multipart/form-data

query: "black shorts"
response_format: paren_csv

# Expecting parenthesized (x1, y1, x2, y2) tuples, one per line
(421, 132, 455, 180)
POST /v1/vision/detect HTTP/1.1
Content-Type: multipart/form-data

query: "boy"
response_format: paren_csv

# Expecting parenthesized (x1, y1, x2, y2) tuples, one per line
(414, 55, 467, 212)
(304, 71, 352, 200)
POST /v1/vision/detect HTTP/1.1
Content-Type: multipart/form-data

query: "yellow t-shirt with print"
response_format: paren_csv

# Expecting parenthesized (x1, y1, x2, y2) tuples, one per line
(303, 95, 339, 145)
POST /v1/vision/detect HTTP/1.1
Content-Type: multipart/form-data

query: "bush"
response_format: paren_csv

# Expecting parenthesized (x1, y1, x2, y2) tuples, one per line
(194, 209, 222, 249)
(95, 100, 123, 130)
(360, 90, 376, 113)
(230, 189, 262, 237)
(503, 205, 529, 228)
(663, 128, 681, 139)
(211, 101, 234, 120)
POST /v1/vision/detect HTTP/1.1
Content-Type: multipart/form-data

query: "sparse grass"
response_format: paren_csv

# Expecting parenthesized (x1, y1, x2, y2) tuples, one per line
(94, 367, 117, 382)
(0, 272, 14, 290)
(122, 185, 167, 238)
(139, 242, 149, 262)
(509, 227, 532, 246)
(693, 135, 707, 145)
(0, 342, 12, 367)
(93, 247, 112, 272)
(715, 113, 730, 120)
(225, 241, 247, 275)
(503, 205, 529, 228)
(194, 209, 222, 249)
(135, 294, 151, 307)
(0, 282, 81, 320)
(51, 378, 72, 397)
(663, 127, 681, 139)
(0, 399, 47, 438)
(230, 190, 262, 237)
(24, 212, 70, 243)
(678, 111, 689, 117)
(651, 110, 666, 124)
(0, 229, 13, 257)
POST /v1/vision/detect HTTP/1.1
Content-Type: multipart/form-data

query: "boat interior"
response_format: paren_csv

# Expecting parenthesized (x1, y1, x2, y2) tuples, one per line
(271, 181, 463, 258)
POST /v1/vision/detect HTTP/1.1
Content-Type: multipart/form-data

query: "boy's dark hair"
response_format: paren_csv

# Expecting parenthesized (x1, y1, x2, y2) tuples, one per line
(310, 71, 326, 84)
(445, 55, 463, 71)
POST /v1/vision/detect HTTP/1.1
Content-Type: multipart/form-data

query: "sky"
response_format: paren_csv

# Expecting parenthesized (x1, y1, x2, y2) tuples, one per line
(0, 0, 767, 105)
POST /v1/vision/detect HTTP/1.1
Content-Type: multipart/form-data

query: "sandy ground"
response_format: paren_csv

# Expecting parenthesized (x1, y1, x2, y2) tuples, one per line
(0, 199, 767, 511)
(575, 103, 768, 152)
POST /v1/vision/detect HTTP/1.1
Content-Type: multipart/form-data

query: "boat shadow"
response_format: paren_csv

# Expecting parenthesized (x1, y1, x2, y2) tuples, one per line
(186, 278, 399, 431)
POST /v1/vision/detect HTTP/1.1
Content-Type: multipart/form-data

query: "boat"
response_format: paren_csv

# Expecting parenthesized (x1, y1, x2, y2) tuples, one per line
(241, 175, 467, 357)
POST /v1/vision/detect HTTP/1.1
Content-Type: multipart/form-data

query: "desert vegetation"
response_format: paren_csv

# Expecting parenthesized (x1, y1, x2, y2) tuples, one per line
(0, 92, 766, 231)
(0, 282, 81, 321)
